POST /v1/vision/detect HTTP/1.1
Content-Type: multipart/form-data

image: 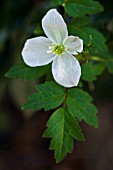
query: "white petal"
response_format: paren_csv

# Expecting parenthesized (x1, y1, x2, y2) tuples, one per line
(64, 36, 83, 55)
(42, 9, 68, 43)
(22, 36, 55, 67)
(52, 52, 81, 87)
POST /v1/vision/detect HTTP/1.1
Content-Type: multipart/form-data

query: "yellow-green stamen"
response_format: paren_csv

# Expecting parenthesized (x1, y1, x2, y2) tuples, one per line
(48, 43, 65, 55)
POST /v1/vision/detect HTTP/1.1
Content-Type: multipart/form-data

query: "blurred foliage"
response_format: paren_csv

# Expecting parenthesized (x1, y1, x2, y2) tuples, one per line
(0, 0, 113, 168)
(81, 62, 105, 82)
(0, 0, 50, 142)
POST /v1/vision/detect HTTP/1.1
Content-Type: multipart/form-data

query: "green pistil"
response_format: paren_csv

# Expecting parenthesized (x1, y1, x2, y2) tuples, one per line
(52, 44, 65, 55)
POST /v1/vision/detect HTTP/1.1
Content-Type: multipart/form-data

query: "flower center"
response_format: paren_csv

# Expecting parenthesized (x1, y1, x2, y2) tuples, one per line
(52, 44, 65, 55)
(47, 43, 66, 55)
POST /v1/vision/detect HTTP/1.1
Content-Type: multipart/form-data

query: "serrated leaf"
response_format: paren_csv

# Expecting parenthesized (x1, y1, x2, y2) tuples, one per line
(81, 61, 105, 81)
(22, 81, 65, 111)
(43, 107, 85, 163)
(66, 88, 98, 128)
(64, 0, 104, 18)
(5, 63, 50, 80)
(68, 26, 108, 58)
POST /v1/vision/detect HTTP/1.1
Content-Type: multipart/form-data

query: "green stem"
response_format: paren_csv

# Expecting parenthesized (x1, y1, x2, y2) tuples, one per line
(90, 56, 113, 63)
(90, 56, 105, 62)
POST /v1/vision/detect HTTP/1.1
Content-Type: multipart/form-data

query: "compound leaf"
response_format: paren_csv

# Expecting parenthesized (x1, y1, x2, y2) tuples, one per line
(66, 88, 98, 128)
(22, 81, 65, 111)
(81, 61, 105, 82)
(65, 0, 104, 18)
(43, 107, 85, 163)
(5, 63, 50, 80)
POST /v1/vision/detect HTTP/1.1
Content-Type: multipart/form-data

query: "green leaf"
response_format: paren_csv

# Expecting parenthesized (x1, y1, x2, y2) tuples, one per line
(5, 63, 50, 80)
(68, 26, 108, 58)
(64, 0, 104, 18)
(81, 61, 105, 82)
(43, 107, 85, 163)
(52, 0, 64, 5)
(22, 81, 65, 111)
(56, 0, 64, 4)
(66, 88, 98, 128)
(71, 16, 89, 27)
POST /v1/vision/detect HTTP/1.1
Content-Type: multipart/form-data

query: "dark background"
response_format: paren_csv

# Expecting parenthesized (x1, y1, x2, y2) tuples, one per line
(0, 0, 113, 169)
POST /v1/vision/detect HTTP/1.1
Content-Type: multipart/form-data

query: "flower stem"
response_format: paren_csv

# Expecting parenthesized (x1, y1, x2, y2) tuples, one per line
(90, 56, 105, 62)
(90, 56, 113, 63)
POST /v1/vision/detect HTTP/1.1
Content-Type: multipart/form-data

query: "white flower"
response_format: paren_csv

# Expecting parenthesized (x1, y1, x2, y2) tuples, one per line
(22, 9, 83, 87)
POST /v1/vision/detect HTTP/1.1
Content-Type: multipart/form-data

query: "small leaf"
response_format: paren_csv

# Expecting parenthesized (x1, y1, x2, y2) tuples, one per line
(81, 61, 105, 82)
(22, 81, 65, 111)
(43, 107, 85, 163)
(5, 63, 50, 80)
(65, 0, 104, 18)
(66, 88, 98, 128)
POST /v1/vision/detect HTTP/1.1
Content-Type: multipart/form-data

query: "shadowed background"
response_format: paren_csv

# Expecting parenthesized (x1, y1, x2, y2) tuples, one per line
(0, 0, 113, 169)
